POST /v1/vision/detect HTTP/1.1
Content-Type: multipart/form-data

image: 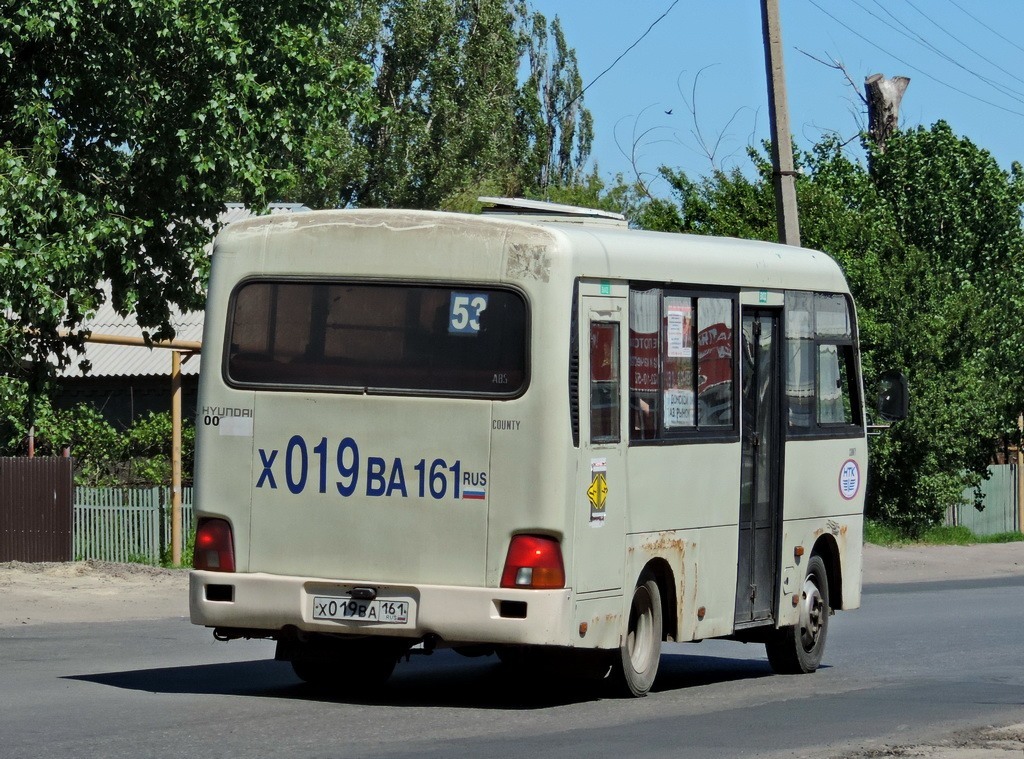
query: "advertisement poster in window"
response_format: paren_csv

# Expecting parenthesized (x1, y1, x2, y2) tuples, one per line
(666, 303, 693, 359)
(629, 289, 660, 393)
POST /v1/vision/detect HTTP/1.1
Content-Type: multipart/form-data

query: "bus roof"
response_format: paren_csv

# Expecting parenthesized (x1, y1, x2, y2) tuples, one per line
(216, 208, 851, 295)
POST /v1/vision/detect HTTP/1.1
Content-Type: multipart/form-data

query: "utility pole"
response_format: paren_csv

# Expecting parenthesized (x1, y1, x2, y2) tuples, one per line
(760, 0, 801, 247)
(171, 350, 183, 566)
(62, 329, 201, 566)
(1018, 414, 1023, 534)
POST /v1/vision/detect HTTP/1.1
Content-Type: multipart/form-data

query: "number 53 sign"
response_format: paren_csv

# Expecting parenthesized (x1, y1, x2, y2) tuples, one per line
(449, 292, 489, 334)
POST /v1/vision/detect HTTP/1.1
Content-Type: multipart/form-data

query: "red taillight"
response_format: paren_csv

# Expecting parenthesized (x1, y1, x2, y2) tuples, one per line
(500, 535, 565, 589)
(193, 518, 235, 572)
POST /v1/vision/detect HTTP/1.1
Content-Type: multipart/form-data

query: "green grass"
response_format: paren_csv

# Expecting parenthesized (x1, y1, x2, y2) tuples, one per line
(159, 528, 195, 569)
(865, 519, 1024, 546)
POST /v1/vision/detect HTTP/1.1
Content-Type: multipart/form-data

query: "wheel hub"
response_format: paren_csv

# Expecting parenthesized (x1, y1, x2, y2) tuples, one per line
(798, 575, 824, 650)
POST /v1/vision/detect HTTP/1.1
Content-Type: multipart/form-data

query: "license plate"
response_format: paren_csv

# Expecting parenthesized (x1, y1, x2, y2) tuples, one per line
(312, 595, 411, 625)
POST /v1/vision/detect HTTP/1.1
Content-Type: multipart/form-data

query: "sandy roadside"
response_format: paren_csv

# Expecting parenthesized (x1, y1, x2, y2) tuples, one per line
(0, 559, 189, 626)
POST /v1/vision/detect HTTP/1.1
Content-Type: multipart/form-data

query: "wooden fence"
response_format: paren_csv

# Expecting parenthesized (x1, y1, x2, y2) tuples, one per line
(0, 457, 74, 562)
(74, 487, 194, 564)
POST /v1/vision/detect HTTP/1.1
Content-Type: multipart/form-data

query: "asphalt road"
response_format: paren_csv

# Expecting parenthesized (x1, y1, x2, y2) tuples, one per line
(2, 574, 1023, 759)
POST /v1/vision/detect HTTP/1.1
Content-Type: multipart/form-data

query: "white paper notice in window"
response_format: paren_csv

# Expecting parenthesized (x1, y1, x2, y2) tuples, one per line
(666, 303, 693, 358)
(664, 389, 695, 428)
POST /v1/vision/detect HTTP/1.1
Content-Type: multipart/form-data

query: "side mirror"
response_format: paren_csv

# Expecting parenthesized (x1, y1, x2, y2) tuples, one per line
(876, 370, 909, 422)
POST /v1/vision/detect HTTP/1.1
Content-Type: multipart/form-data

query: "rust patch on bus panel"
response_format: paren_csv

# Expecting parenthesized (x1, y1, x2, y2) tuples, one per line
(690, 567, 699, 624)
(582, 613, 621, 642)
(675, 579, 688, 632)
(640, 532, 687, 556)
(505, 244, 552, 282)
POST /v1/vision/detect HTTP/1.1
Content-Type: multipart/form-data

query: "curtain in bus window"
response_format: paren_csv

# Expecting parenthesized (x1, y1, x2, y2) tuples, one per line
(226, 282, 527, 396)
(662, 295, 695, 430)
(814, 293, 851, 338)
(784, 291, 814, 429)
(814, 293, 856, 425)
(629, 288, 661, 439)
(817, 343, 855, 424)
(696, 297, 733, 427)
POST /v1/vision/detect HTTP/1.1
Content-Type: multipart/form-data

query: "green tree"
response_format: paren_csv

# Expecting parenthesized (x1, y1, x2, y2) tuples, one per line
(865, 123, 1024, 533)
(320, 1, 592, 210)
(0, 0, 377, 382)
(521, 11, 593, 190)
(0, 388, 194, 486)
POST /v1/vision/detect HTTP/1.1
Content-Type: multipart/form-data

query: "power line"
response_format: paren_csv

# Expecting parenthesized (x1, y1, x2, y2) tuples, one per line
(896, 0, 1024, 99)
(943, 0, 1024, 58)
(556, 0, 681, 117)
(805, 0, 1024, 119)
(853, 0, 1024, 103)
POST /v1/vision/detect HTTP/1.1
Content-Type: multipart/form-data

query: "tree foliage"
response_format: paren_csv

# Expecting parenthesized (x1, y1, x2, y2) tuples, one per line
(615, 123, 1024, 534)
(0, 380, 194, 486)
(1, 0, 591, 386)
(300, 0, 593, 210)
(0, 0, 377, 380)
(522, 11, 593, 190)
(865, 124, 1024, 532)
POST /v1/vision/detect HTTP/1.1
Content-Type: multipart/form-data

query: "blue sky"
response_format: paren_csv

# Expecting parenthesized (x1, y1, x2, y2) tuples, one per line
(530, 0, 1024, 194)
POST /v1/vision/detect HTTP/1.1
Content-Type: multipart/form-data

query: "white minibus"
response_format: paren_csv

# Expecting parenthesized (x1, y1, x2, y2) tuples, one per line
(190, 198, 898, 696)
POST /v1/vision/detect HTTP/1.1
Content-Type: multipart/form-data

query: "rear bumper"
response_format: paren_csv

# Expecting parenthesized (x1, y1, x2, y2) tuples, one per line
(190, 570, 574, 647)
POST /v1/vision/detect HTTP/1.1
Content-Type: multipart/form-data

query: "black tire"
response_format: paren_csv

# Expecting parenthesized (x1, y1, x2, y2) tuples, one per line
(289, 640, 398, 692)
(611, 577, 663, 697)
(766, 554, 830, 674)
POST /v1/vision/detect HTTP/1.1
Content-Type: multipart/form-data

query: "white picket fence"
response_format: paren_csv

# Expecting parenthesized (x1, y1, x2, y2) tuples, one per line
(74, 487, 195, 564)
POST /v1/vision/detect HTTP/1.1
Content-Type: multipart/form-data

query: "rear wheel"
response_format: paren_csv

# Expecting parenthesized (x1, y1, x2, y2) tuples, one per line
(285, 638, 399, 692)
(766, 554, 830, 674)
(611, 577, 663, 697)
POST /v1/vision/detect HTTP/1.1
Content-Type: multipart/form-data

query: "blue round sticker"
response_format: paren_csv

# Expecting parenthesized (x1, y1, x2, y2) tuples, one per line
(839, 459, 860, 500)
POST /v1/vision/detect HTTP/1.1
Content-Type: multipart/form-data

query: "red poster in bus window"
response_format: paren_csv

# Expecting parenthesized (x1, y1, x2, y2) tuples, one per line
(629, 328, 659, 391)
(590, 323, 618, 382)
(698, 322, 732, 393)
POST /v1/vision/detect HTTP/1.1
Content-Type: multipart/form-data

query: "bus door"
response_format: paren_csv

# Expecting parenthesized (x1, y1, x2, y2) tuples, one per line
(575, 292, 627, 594)
(735, 309, 782, 626)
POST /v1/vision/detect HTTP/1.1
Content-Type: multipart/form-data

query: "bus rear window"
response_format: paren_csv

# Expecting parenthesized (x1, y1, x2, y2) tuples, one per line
(226, 281, 528, 397)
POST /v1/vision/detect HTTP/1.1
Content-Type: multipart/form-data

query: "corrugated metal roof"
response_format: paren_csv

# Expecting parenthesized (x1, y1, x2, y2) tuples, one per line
(59, 203, 309, 379)
(59, 282, 205, 378)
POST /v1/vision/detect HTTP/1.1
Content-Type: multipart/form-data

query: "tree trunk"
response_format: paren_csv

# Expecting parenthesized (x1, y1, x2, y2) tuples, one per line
(865, 73, 910, 152)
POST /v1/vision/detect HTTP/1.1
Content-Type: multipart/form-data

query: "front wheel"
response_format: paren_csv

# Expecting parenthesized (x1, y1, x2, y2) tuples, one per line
(610, 577, 663, 697)
(765, 554, 830, 674)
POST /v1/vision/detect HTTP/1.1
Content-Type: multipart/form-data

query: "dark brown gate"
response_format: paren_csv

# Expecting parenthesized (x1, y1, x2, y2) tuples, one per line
(0, 457, 73, 562)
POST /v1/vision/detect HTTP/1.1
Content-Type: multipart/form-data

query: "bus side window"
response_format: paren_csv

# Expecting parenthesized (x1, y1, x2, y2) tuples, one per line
(629, 288, 661, 440)
(590, 322, 621, 443)
(814, 293, 861, 427)
(785, 291, 863, 432)
(818, 344, 848, 423)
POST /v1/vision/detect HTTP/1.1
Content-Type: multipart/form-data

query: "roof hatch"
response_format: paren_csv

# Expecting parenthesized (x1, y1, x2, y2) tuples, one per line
(478, 197, 627, 228)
